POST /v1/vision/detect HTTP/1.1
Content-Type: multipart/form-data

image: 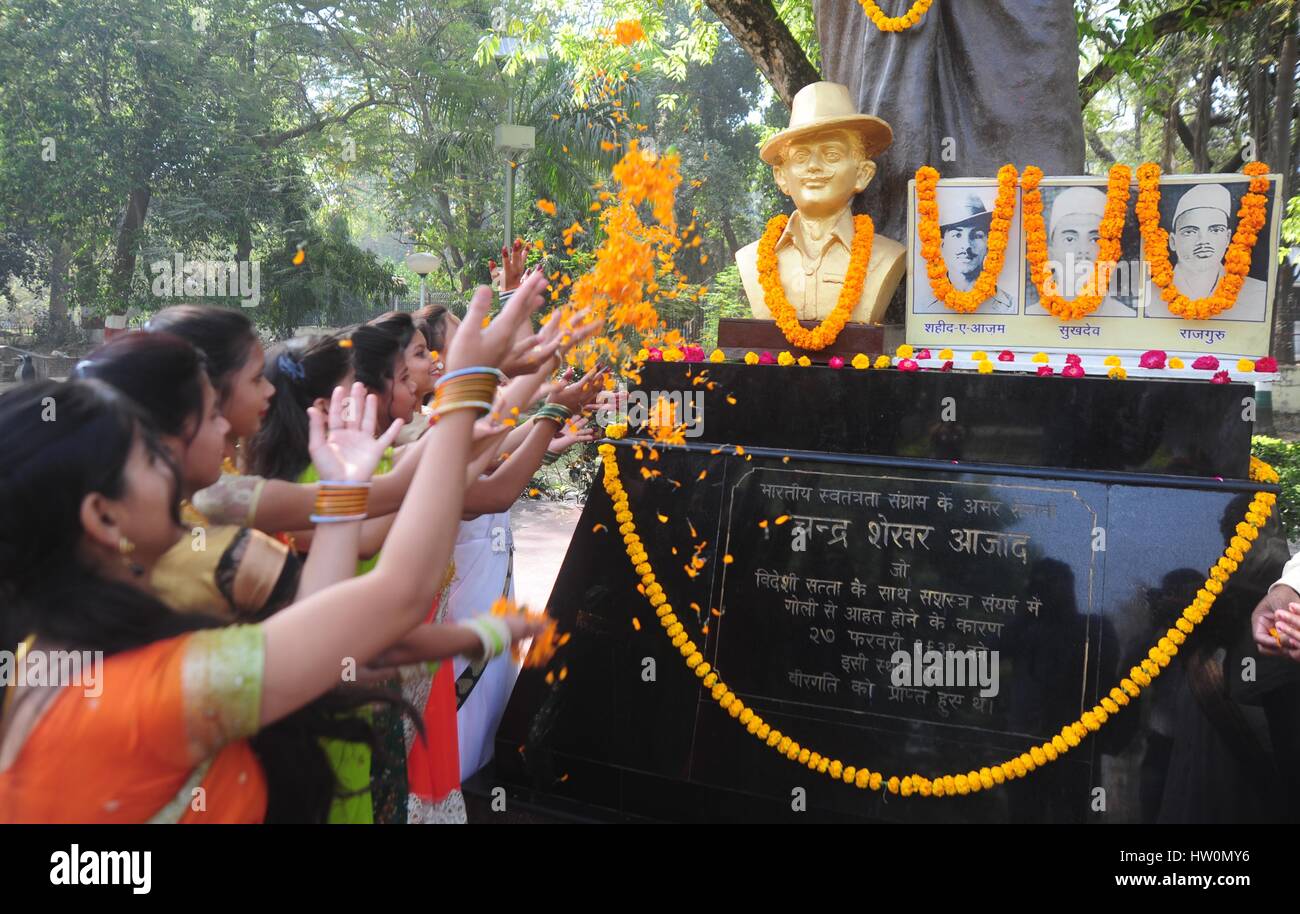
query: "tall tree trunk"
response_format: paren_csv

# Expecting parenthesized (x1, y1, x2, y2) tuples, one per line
(108, 184, 152, 311)
(1192, 66, 1215, 172)
(47, 236, 70, 331)
(1161, 94, 1178, 172)
(720, 214, 740, 259)
(1134, 99, 1144, 157)
(704, 0, 820, 107)
(236, 218, 253, 264)
(1270, 13, 1297, 364)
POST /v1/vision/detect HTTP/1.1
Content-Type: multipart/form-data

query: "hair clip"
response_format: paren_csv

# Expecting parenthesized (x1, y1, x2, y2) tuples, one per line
(277, 352, 306, 381)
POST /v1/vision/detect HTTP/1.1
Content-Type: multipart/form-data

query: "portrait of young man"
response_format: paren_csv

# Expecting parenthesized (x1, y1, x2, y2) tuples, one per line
(1024, 184, 1137, 317)
(914, 189, 1018, 315)
(1144, 180, 1270, 321)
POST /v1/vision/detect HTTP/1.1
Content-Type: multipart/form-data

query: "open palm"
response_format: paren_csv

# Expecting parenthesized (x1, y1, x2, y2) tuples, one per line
(308, 382, 404, 483)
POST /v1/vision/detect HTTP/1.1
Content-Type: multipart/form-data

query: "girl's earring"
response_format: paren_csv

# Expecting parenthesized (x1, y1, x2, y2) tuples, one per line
(118, 535, 145, 578)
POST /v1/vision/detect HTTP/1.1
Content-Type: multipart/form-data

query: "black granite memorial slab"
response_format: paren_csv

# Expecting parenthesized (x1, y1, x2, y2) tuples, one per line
(628, 361, 1252, 479)
(489, 366, 1293, 823)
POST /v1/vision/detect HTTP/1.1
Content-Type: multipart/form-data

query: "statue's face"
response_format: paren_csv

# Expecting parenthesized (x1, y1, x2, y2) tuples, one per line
(1170, 206, 1230, 275)
(774, 130, 872, 218)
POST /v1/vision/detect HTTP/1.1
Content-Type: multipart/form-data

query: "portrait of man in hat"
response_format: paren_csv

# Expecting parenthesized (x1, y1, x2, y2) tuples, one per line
(1145, 181, 1269, 321)
(736, 82, 907, 326)
(1025, 184, 1136, 317)
(914, 190, 1016, 314)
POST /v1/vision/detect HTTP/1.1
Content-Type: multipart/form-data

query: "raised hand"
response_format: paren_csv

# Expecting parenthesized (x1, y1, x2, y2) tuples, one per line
(497, 306, 600, 379)
(548, 364, 610, 414)
(547, 415, 599, 454)
(307, 382, 404, 483)
(445, 272, 549, 374)
(500, 238, 528, 293)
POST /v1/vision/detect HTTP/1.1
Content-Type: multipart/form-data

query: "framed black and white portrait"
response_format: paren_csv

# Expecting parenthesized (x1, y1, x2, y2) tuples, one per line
(911, 180, 1022, 315)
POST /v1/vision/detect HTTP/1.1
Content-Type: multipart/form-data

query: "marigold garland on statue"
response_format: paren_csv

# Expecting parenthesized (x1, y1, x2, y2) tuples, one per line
(757, 213, 874, 351)
(1136, 161, 1271, 320)
(858, 0, 933, 31)
(598, 441, 1278, 797)
(1022, 163, 1131, 321)
(916, 164, 1018, 313)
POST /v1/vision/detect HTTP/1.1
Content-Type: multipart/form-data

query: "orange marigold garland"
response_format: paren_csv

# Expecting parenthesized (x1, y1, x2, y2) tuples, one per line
(598, 440, 1279, 797)
(756, 213, 874, 351)
(1136, 161, 1271, 320)
(858, 0, 933, 31)
(916, 164, 1019, 313)
(1021, 164, 1131, 321)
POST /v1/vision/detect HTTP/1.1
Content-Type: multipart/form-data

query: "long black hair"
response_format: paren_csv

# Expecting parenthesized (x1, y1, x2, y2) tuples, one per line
(0, 381, 405, 822)
(145, 305, 258, 404)
(73, 332, 208, 442)
(413, 305, 449, 352)
(351, 312, 413, 395)
(246, 335, 352, 481)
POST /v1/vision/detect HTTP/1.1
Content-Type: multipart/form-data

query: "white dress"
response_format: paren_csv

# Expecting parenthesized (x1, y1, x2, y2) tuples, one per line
(448, 511, 519, 781)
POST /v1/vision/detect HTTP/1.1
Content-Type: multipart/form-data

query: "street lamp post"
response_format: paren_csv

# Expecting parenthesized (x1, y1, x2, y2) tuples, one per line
(494, 37, 541, 253)
(404, 252, 442, 311)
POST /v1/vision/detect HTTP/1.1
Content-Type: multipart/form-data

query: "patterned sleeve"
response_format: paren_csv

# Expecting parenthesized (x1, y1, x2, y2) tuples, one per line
(191, 472, 268, 527)
(176, 625, 266, 763)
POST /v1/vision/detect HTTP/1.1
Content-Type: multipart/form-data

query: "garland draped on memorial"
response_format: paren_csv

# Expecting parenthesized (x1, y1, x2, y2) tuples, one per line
(914, 160, 1271, 322)
(598, 441, 1279, 798)
(757, 213, 874, 351)
(858, 0, 934, 32)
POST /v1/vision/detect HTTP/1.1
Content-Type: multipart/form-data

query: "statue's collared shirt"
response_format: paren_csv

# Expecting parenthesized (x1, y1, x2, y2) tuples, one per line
(773, 209, 859, 320)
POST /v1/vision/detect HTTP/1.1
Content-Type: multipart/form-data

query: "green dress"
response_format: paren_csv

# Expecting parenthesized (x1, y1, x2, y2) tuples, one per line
(300, 452, 404, 824)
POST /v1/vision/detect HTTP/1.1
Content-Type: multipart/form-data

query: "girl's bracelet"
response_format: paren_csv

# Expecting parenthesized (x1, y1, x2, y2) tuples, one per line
(310, 482, 371, 523)
(436, 366, 506, 387)
(461, 614, 512, 663)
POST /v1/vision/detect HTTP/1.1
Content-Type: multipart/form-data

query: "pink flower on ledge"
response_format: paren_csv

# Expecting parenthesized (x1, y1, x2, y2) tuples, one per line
(1037, 365, 1054, 377)
(1062, 363, 1085, 378)
(757, 351, 775, 365)
(1256, 356, 1279, 372)
(1211, 370, 1231, 384)
(1139, 350, 1167, 370)
(997, 350, 1015, 362)
(1192, 355, 1220, 371)
(828, 356, 845, 369)
(647, 347, 663, 362)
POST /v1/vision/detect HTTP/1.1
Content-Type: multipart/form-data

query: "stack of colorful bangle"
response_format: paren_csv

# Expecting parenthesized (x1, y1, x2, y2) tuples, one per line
(310, 481, 371, 524)
(431, 366, 504, 419)
(533, 403, 572, 426)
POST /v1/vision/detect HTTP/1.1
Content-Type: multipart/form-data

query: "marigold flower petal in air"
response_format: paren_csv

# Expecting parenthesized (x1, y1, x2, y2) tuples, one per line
(536, 199, 558, 217)
(612, 18, 647, 46)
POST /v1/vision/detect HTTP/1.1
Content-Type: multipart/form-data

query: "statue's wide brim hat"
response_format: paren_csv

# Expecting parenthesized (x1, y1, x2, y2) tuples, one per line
(759, 81, 893, 166)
